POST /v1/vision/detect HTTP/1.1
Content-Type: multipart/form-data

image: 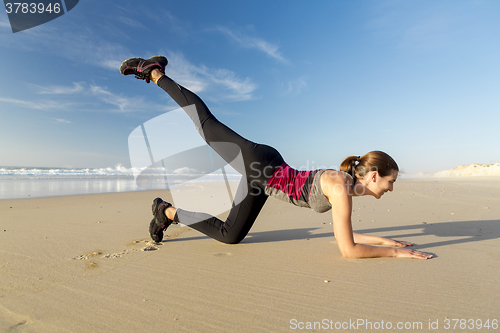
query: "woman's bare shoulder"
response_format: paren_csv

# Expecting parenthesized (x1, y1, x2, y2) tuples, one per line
(320, 170, 349, 196)
(321, 170, 352, 204)
(321, 169, 347, 184)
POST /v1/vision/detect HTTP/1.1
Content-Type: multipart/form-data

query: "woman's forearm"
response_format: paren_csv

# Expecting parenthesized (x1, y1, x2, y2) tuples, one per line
(339, 242, 432, 260)
(352, 232, 386, 245)
(341, 243, 397, 258)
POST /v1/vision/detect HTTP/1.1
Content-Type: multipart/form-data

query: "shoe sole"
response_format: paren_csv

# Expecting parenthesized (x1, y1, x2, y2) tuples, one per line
(119, 55, 168, 75)
(151, 197, 163, 216)
(149, 218, 163, 242)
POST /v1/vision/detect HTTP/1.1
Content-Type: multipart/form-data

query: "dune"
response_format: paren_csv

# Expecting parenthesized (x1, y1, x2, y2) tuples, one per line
(433, 163, 500, 177)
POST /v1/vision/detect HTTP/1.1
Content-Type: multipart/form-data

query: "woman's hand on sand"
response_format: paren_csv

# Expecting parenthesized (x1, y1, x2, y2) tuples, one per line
(395, 248, 433, 260)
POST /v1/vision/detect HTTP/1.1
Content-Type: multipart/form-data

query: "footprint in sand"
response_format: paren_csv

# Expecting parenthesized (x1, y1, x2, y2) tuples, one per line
(101, 250, 134, 258)
(141, 246, 158, 251)
(102, 241, 162, 257)
(140, 240, 162, 252)
(73, 251, 104, 260)
(86, 261, 98, 269)
(130, 240, 161, 251)
(73, 240, 162, 261)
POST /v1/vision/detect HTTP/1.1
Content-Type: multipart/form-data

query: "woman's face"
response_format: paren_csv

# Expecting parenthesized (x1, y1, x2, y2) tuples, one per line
(368, 170, 398, 199)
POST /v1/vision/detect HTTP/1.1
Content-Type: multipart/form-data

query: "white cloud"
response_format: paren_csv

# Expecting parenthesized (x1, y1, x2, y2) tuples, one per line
(54, 118, 72, 123)
(34, 82, 85, 95)
(2, 27, 130, 71)
(1, 82, 158, 113)
(86, 84, 170, 113)
(116, 16, 146, 29)
(2, 13, 257, 103)
(173, 167, 200, 175)
(167, 52, 257, 101)
(216, 26, 288, 64)
(366, 4, 468, 51)
(5, 59, 256, 112)
(89, 85, 145, 113)
(0, 97, 70, 110)
(0, 18, 11, 29)
(284, 77, 307, 95)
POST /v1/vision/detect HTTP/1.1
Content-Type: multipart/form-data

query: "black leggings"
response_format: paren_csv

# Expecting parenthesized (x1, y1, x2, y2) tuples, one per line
(157, 75, 285, 244)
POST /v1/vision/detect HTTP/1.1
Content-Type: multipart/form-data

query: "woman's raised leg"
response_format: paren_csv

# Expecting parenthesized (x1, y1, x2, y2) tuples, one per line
(123, 60, 282, 244)
(150, 69, 284, 189)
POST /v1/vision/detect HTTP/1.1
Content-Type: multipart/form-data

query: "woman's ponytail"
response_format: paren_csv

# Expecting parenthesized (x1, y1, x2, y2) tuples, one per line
(340, 155, 360, 177)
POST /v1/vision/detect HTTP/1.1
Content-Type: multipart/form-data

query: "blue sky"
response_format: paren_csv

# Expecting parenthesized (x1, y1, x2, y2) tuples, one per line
(1, 0, 499, 175)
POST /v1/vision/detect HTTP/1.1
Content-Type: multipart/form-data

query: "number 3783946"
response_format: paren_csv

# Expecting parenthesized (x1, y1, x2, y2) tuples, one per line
(5, 3, 61, 14)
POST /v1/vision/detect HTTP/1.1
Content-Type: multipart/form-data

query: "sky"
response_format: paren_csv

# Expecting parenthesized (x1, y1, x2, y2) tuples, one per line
(1, 0, 499, 176)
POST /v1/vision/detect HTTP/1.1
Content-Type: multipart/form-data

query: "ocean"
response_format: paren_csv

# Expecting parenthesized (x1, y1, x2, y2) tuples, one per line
(0, 165, 241, 200)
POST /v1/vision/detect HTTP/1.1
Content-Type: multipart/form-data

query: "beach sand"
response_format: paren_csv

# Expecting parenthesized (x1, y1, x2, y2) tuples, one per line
(1, 179, 499, 332)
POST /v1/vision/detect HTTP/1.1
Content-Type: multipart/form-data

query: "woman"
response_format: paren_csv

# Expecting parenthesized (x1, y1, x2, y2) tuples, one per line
(120, 56, 432, 260)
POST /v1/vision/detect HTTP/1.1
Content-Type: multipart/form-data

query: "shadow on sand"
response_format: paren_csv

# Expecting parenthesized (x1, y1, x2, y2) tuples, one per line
(165, 219, 500, 252)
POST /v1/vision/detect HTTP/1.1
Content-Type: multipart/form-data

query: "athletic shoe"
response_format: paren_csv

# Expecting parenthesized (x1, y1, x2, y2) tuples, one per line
(150, 197, 176, 242)
(120, 55, 168, 83)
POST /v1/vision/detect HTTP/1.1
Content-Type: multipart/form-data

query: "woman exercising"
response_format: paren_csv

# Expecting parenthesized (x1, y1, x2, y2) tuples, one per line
(120, 55, 432, 260)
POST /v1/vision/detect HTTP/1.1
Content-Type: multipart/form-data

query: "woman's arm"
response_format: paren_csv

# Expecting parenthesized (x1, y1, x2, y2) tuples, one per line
(352, 232, 413, 247)
(333, 211, 431, 259)
(331, 199, 400, 258)
(322, 172, 432, 259)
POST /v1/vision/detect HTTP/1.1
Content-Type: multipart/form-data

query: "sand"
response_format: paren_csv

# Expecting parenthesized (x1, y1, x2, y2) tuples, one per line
(1, 180, 500, 332)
